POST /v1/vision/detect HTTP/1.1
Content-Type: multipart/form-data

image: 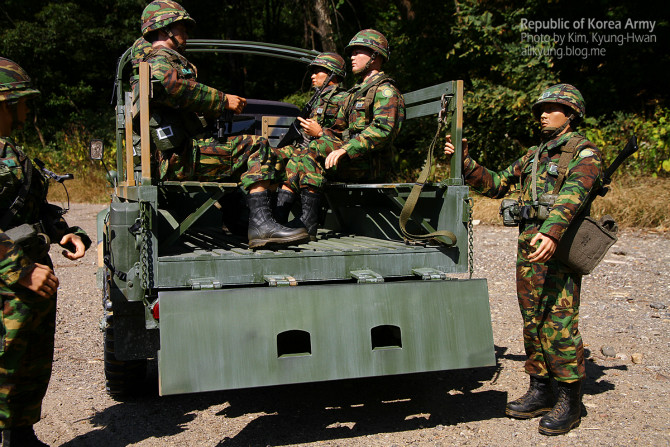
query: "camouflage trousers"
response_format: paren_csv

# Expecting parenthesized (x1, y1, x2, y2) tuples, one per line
(0, 258, 57, 429)
(516, 223, 585, 383)
(157, 134, 277, 190)
(279, 135, 393, 191)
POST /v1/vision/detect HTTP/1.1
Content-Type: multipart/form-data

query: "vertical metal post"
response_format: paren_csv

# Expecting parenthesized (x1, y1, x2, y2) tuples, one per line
(124, 92, 135, 187)
(450, 80, 464, 181)
(139, 62, 152, 184)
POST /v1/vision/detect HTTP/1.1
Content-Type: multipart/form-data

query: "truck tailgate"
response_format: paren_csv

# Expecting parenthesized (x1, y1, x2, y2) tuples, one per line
(158, 278, 494, 395)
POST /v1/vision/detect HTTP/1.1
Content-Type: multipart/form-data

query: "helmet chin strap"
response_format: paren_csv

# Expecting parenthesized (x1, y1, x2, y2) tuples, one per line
(166, 28, 186, 53)
(355, 51, 378, 76)
(8, 101, 24, 131)
(541, 113, 575, 139)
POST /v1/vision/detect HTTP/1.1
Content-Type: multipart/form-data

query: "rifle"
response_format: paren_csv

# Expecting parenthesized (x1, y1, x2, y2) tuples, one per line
(214, 110, 234, 141)
(597, 135, 639, 197)
(277, 72, 335, 148)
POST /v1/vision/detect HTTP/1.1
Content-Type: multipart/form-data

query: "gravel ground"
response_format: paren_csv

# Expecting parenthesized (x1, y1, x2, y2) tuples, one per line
(36, 204, 669, 446)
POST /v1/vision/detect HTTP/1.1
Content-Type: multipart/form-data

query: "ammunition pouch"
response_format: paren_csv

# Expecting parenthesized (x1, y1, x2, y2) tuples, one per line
(505, 193, 558, 225)
(148, 109, 205, 152)
(555, 214, 618, 275)
(536, 193, 558, 221)
(5, 223, 51, 261)
(499, 199, 521, 227)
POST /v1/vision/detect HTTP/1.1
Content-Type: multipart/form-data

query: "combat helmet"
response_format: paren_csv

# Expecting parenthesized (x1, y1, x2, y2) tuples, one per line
(309, 52, 346, 79)
(532, 84, 585, 122)
(141, 0, 195, 37)
(0, 58, 40, 103)
(346, 29, 390, 61)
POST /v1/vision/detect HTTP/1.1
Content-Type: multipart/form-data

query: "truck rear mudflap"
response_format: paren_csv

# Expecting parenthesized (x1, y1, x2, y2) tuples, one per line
(158, 278, 494, 395)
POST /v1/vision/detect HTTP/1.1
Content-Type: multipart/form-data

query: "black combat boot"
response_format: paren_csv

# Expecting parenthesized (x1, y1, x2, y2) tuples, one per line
(274, 189, 296, 224)
(294, 189, 322, 241)
(2, 426, 49, 447)
(505, 375, 555, 419)
(247, 190, 309, 249)
(538, 380, 582, 435)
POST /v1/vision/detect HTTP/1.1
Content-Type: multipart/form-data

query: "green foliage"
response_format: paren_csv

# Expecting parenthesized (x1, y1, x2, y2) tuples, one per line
(1, 0, 668, 183)
(446, 0, 559, 170)
(584, 107, 670, 177)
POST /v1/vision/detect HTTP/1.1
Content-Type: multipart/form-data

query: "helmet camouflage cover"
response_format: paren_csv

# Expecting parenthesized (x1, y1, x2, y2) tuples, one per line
(141, 0, 196, 37)
(0, 57, 40, 103)
(309, 52, 346, 78)
(532, 84, 585, 121)
(345, 29, 390, 61)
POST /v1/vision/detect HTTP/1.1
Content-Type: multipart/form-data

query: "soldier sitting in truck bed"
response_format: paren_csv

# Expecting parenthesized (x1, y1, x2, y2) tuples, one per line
(132, 0, 308, 249)
(273, 52, 349, 239)
(281, 29, 406, 239)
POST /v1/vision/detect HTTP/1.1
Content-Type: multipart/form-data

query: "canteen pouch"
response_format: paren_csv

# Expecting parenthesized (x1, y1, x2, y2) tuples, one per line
(555, 214, 618, 275)
(499, 199, 521, 227)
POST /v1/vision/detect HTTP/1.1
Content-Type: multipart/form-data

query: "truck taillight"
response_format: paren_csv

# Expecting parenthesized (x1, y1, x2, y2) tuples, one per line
(152, 301, 160, 320)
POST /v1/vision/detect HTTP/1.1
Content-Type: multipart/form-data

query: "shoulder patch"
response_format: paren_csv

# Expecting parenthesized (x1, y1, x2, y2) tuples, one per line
(579, 149, 594, 158)
(381, 87, 394, 98)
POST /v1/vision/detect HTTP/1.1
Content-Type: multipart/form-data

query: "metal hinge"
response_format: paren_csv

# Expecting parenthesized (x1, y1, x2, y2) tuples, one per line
(412, 268, 449, 281)
(264, 275, 298, 287)
(350, 269, 384, 284)
(189, 278, 222, 290)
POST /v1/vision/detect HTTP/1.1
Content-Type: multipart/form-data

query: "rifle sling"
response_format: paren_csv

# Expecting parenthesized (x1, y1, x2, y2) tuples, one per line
(398, 104, 457, 247)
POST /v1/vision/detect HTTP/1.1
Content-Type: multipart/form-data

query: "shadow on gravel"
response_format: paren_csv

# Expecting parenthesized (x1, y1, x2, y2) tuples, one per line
(59, 363, 507, 446)
(583, 348, 628, 397)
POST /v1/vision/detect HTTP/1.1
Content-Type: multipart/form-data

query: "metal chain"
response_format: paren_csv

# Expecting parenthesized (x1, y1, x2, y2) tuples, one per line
(139, 201, 154, 290)
(466, 197, 474, 279)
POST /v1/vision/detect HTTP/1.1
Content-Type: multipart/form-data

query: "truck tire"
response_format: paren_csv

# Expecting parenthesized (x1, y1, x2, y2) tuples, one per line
(101, 270, 147, 398)
(103, 314, 148, 397)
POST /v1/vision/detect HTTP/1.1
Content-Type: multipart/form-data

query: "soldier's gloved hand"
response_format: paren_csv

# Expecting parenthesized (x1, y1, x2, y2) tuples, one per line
(60, 233, 87, 260)
(444, 134, 469, 159)
(225, 94, 247, 114)
(298, 117, 323, 137)
(18, 263, 59, 298)
(325, 148, 347, 169)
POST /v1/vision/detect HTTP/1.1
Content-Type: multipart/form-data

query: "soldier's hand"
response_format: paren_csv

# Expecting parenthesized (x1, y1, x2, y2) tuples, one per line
(325, 148, 347, 169)
(528, 232, 558, 263)
(444, 134, 469, 158)
(298, 117, 323, 137)
(60, 233, 86, 260)
(225, 94, 247, 114)
(18, 263, 59, 298)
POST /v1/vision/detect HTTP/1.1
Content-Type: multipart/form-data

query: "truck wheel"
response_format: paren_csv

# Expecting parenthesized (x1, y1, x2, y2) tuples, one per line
(104, 314, 148, 397)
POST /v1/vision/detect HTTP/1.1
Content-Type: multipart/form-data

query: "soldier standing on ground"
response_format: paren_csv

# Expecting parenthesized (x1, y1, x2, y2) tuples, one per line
(273, 52, 349, 237)
(444, 84, 601, 436)
(282, 29, 405, 239)
(0, 57, 91, 447)
(135, 0, 308, 249)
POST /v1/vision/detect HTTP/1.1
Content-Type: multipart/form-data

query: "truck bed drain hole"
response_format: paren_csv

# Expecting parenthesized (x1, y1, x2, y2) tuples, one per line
(371, 325, 402, 350)
(277, 330, 312, 357)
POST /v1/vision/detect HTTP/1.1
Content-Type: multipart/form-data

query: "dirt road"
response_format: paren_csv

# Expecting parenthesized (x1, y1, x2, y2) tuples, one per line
(36, 204, 669, 446)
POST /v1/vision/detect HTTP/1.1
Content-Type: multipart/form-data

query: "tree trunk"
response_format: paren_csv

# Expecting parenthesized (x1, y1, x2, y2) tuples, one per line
(313, 0, 337, 52)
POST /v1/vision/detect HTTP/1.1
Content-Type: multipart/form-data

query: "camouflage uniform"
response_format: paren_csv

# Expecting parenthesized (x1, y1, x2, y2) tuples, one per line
(134, 2, 277, 190)
(0, 137, 91, 430)
(138, 0, 308, 249)
(135, 46, 277, 190)
(292, 71, 405, 189)
(463, 90, 601, 382)
(279, 83, 349, 191)
(289, 30, 405, 190)
(0, 58, 90, 436)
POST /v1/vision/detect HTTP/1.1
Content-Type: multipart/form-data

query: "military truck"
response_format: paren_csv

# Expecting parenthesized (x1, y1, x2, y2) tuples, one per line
(91, 40, 495, 397)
